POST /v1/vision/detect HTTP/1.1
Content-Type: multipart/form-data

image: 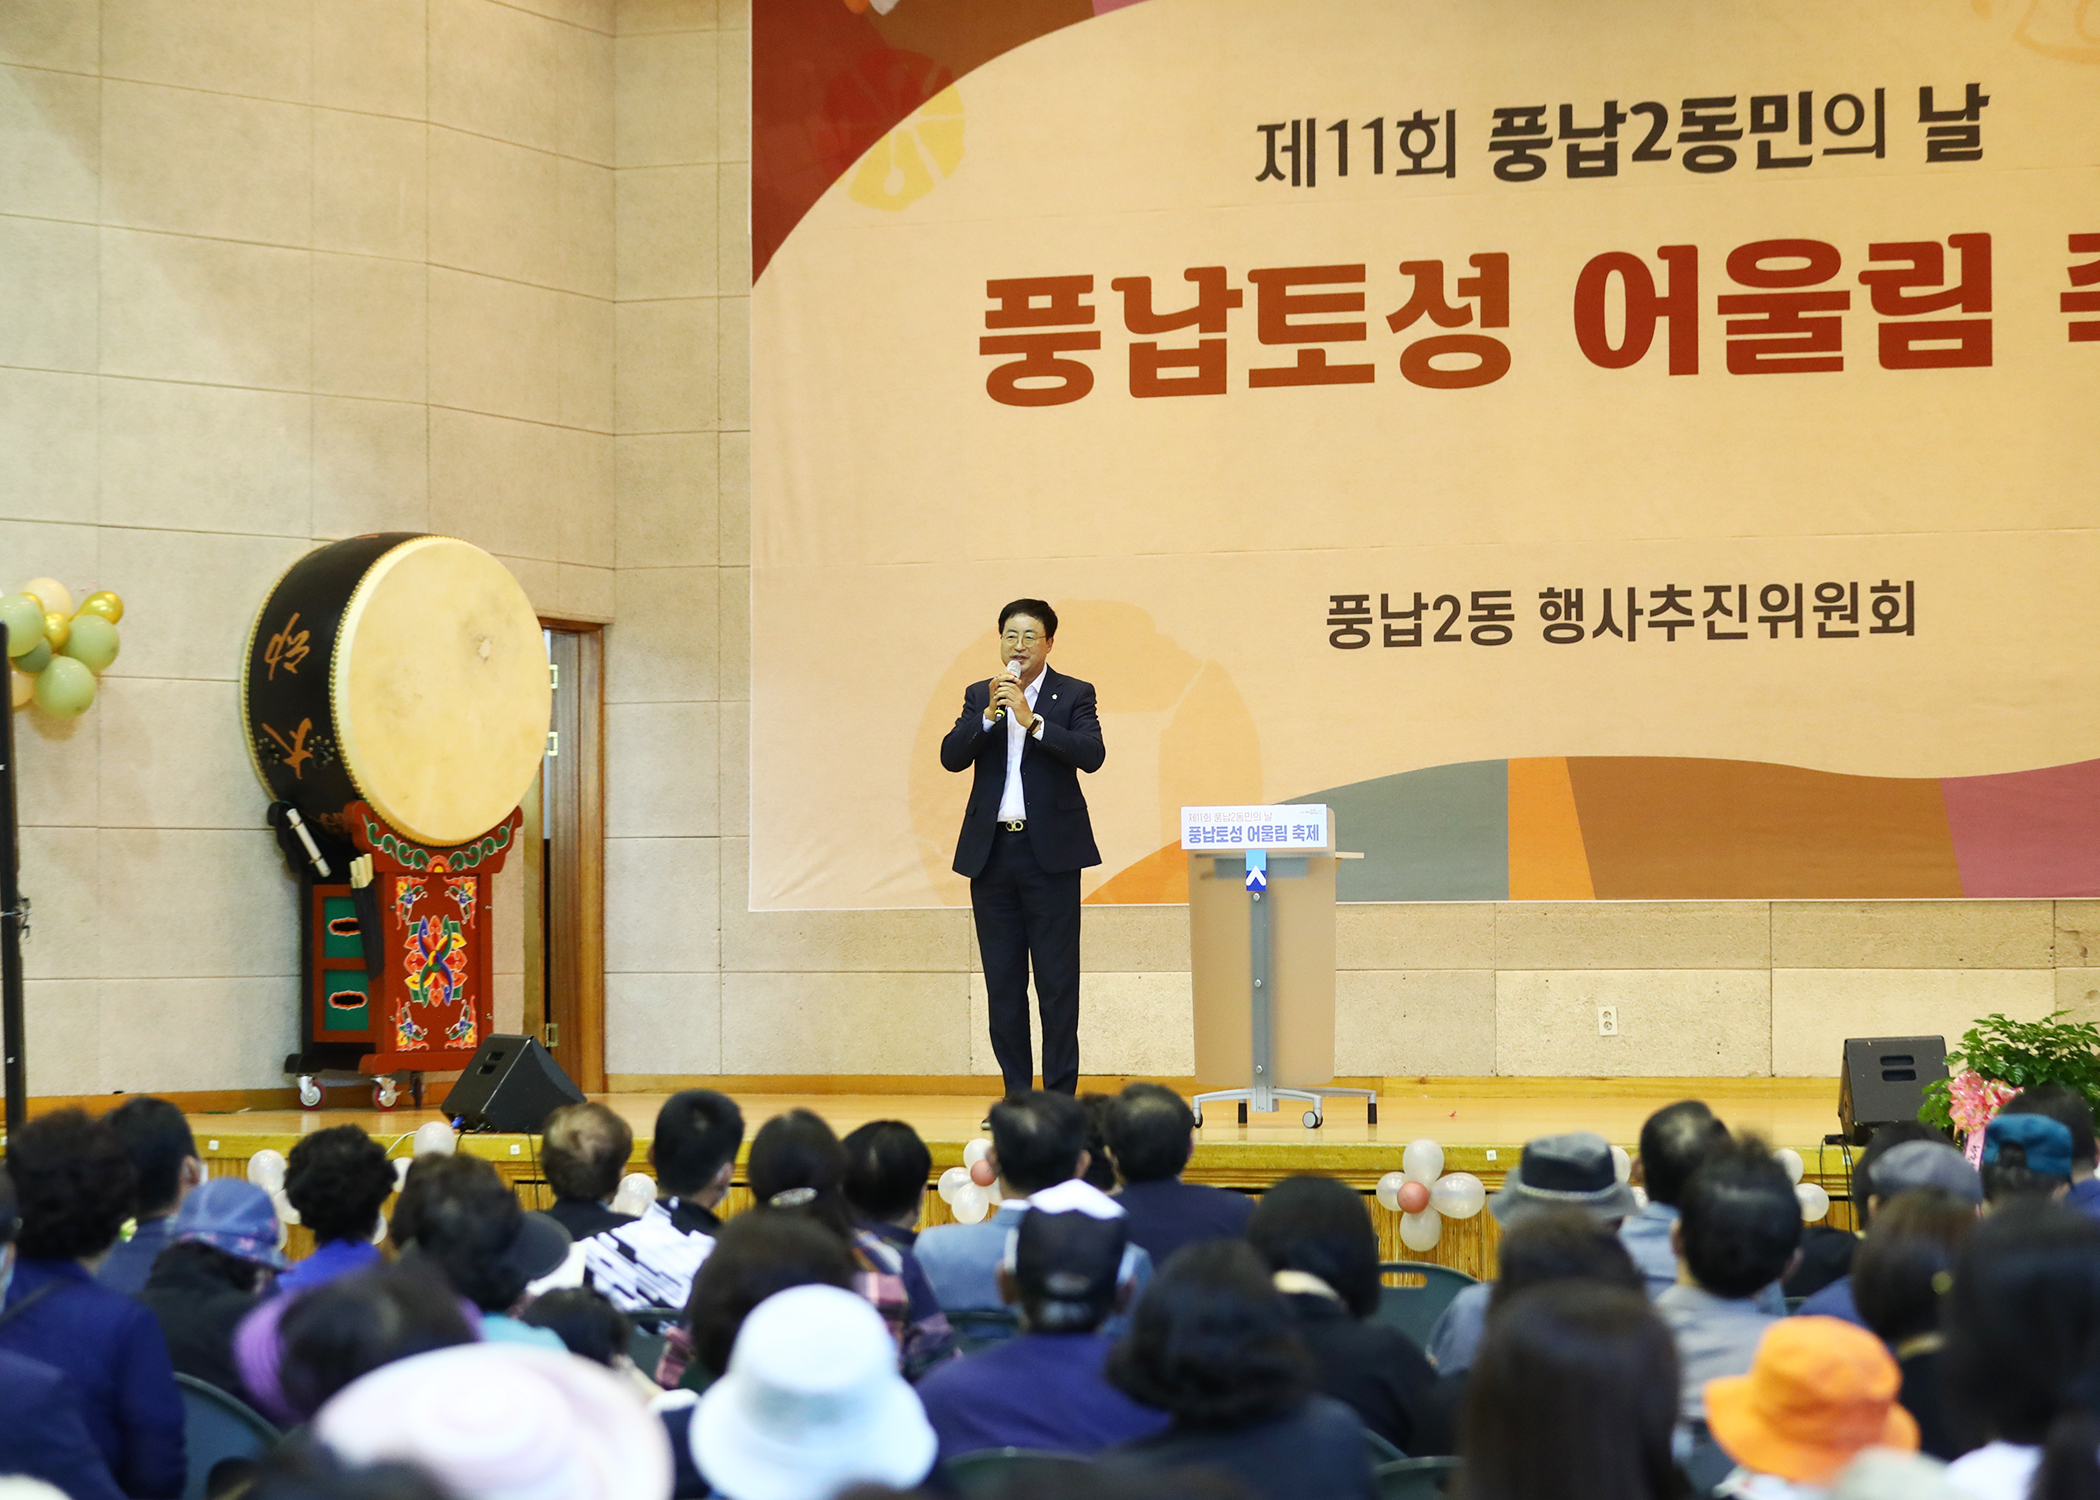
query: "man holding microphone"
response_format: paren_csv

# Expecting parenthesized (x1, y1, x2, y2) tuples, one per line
(940, 600, 1106, 1097)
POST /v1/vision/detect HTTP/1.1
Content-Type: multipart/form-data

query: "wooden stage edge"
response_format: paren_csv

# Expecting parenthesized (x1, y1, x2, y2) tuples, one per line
(18, 1075, 1855, 1282)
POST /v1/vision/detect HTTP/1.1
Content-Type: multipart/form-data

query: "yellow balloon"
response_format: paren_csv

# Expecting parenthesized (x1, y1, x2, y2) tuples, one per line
(42, 611, 69, 651)
(20, 577, 73, 618)
(77, 591, 124, 625)
(33, 655, 95, 718)
(9, 669, 31, 710)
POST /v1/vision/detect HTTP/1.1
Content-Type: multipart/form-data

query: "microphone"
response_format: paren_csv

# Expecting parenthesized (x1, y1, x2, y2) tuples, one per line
(989, 656, 1024, 722)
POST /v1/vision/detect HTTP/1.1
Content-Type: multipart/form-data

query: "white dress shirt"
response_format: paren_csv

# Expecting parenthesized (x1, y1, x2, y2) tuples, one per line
(982, 671, 1045, 821)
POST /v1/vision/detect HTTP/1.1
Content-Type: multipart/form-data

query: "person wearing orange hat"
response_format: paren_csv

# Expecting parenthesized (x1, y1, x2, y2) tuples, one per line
(1704, 1315, 1919, 1498)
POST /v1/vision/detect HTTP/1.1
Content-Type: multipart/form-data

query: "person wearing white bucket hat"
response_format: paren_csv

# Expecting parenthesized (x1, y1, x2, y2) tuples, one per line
(693, 1283, 938, 1500)
(314, 1342, 674, 1500)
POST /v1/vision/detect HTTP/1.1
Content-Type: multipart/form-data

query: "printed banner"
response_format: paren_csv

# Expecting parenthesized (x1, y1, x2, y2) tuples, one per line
(751, 0, 2100, 908)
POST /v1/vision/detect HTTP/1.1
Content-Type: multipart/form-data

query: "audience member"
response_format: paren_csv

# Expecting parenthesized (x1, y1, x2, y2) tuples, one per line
(915, 1178, 1166, 1461)
(918, 1091, 1153, 1340)
(0, 1109, 184, 1499)
(1622, 1100, 1729, 1296)
(692, 1285, 937, 1500)
(136, 1177, 284, 1402)
(839, 1117, 957, 1372)
(1657, 1133, 1803, 1423)
(0, 1167, 127, 1500)
(1995, 1084, 2099, 1219)
(1111, 1240, 1374, 1500)
(1106, 1084, 1254, 1266)
(582, 1089, 741, 1310)
(1078, 1091, 1121, 1191)
(95, 1099, 203, 1297)
(1849, 1187, 1977, 1459)
(1941, 1202, 2100, 1500)
(1243, 1174, 1439, 1454)
(1979, 1112, 2074, 1206)
(271, 1261, 475, 1423)
(1428, 1130, 1639, 1376)
(1797, 1137, 1980, 1328)
(654, 1205, 862, 1487)
(388, 1153, 570, 1348)
(1704, 1316, 1918, 1495)
(516, 1286, 632, 1368)
(746, 1108, 955, 1376)
(241, 1444, 456, 1500)
(1459, 1281, 1683, 1500)
(677, 1209, 857, 1386)
(276, 1126, 398, 1296)
(1785, 1121, 1943, 1305)
(539, 1103, 637, 1242)
(315, 1343, 674, 1500)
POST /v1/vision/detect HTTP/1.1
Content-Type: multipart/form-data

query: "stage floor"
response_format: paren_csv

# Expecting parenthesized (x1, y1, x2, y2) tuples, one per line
(180, 1077, 1855, 1279)
(185, 1076, 1853, 1184)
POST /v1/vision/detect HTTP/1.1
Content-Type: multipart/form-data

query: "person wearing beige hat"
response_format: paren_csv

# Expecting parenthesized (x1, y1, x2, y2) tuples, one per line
(1704, 1315, 1919, 1499)
(313, 1342, 675, 1500)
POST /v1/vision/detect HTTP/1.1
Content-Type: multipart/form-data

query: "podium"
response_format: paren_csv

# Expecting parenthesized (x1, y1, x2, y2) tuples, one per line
(1183, 806, 1377, 1129)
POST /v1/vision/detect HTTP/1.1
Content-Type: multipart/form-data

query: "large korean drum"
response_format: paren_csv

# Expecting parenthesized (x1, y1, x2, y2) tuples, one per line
(242, 534, 550, 1104)
(241, 533, 549, 852)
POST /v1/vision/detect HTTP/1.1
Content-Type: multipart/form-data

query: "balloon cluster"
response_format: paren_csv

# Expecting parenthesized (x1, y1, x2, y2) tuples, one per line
(1774, 1147, 1831, 1222)
(3, 578, 123, 718)
(936, 1136, 1005, 1224)
(1375, 1138, 1488, 1252)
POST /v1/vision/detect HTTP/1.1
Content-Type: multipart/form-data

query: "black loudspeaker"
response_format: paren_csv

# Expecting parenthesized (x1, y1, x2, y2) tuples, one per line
(1838, 1035, 1949, 1144)
(441, 1035, 585, 1133)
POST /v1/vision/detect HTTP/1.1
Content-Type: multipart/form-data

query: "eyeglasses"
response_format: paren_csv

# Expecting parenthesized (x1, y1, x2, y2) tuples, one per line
(999, 630, 1043, 646)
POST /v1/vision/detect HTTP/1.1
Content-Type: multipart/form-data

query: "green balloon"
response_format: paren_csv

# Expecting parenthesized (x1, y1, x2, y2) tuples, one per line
(61, 614, 119, 674)
(0, 594, 41, 656)
(16, 639, 51, 674)
(33, 654, 95, 718)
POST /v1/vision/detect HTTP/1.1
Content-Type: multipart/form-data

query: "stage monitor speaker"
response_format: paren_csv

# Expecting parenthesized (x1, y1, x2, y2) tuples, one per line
(1838, 1035, 1948, 1145)
(441, 1034, 585, 1134)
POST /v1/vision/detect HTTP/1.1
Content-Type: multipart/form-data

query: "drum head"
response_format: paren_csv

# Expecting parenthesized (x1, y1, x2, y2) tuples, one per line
(334, 538, 549, 848)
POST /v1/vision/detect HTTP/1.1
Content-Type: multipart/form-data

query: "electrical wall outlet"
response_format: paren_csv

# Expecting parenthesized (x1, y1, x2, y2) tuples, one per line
(1597, 1006, 1619, 1037)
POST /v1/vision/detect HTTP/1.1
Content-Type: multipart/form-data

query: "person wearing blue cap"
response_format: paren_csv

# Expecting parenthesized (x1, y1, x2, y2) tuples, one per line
(1994, 1084, 2100, 1223)
(1981, 1112, 2076, 1206)
(138, 1177, 286, 1405)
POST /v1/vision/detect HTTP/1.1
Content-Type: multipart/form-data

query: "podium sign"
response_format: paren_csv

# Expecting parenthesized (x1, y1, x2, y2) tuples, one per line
(1182, 805, 1373, 1128)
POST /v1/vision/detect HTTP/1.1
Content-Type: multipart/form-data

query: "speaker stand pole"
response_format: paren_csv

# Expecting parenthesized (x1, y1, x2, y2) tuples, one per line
(1, 623, 28, 1135)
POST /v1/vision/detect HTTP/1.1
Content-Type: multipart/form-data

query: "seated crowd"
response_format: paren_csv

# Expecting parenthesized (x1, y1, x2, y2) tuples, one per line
(3, 1078, 2100, 1500)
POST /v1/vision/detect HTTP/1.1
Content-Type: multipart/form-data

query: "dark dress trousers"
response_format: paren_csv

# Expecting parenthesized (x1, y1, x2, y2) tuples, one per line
(941, 663, 1104, 1095)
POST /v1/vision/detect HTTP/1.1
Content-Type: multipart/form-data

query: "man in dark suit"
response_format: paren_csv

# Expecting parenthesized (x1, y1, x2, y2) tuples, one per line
(940, 599, 1105, 1096)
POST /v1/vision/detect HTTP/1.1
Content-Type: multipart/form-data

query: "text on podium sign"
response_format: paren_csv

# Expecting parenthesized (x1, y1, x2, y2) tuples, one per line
(1181, 805, 1332, 852)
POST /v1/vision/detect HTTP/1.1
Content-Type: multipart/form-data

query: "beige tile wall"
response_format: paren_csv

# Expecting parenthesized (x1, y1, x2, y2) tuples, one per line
(5, 0, 2082, 1095)
(1, 0, 615, 1095)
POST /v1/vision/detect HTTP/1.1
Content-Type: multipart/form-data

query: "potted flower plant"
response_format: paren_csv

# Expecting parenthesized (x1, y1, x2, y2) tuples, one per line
(1920, 1010, 2100, 1163)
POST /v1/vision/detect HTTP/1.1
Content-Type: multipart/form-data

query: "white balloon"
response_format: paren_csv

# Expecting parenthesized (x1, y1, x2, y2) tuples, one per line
(271, 1187, 302, 1228)
(1610, 1145, 1633, 1184)
(962, 1137, 993, 1168)
(1398, 1208, 1443, 1252)
(1374, 1171, 1407, 1212)
(1401, 1138, 1445, 1185)
(1796, 1181, 1831, 1222)
(246, 1149, 287, 1194)
(985, 1178, 1003, 1204)
(951, 1183, 990, 1224)
(1775, 1148, 1805, 1185)
(1428, 1172, 1487, 1220)
(370, 1213, 388, 1246)
(1631, 1185, 1650, 1211)
(937, 1166, 973, 1204)
(611, 1173, 657, 1217)
(413, 1122, 458, 1158)
(392, 1158, 413, 1193)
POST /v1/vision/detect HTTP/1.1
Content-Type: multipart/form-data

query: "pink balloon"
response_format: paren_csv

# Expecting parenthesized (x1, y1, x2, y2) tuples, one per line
(1398, 1180, 1431, 1214)
(969, 1157, 997, 1187)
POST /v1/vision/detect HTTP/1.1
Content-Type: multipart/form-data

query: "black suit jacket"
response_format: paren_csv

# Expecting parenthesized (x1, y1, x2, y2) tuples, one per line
(940, 663, 1105, 878)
